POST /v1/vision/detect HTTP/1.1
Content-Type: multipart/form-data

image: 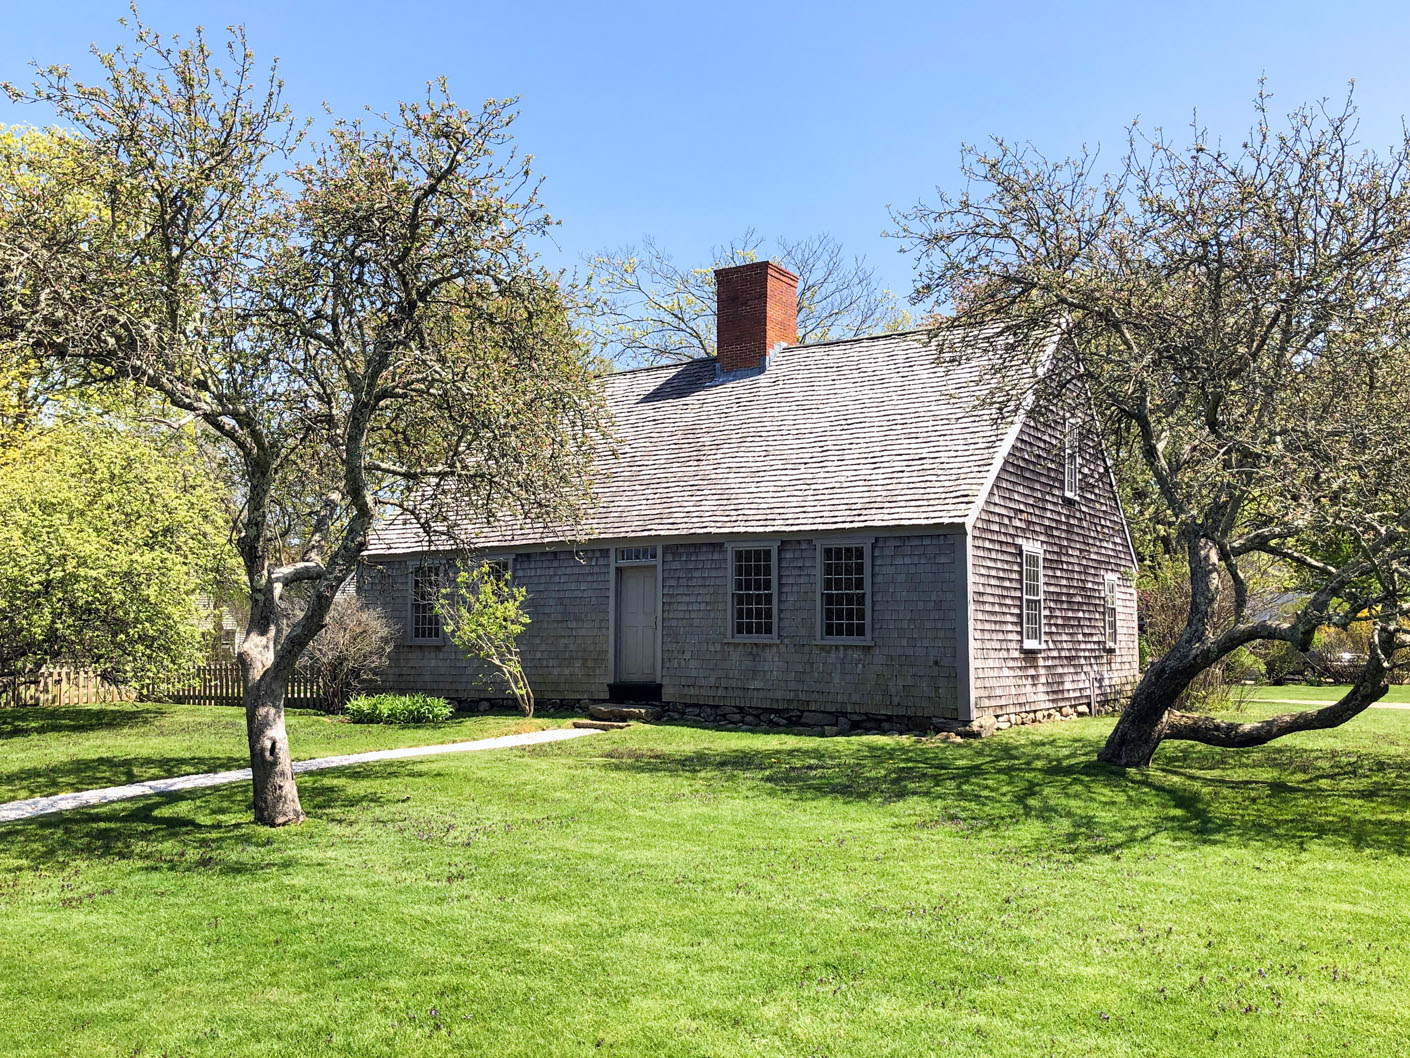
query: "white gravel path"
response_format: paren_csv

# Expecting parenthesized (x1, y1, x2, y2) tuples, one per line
(1243, 697, 1410, 710)
(0, 725, 601, 825)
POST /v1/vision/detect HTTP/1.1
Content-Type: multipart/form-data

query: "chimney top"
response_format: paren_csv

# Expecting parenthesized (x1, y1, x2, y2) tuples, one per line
(714, 260, 799, 375)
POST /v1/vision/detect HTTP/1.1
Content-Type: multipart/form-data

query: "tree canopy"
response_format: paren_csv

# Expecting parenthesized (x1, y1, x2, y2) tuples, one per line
(0, 15, 604, 824)
(0, 416, 228, 692)
(586, 229, 910, 364)
(896, 87, 1410, 765)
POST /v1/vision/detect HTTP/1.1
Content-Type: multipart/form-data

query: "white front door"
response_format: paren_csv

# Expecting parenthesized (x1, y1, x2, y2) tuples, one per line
(615, 564, 658, 683)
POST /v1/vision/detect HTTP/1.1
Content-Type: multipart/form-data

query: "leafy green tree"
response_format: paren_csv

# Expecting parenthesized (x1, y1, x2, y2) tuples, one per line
(896, 87, 1410, 766)
(442, 562, 535, 717)
(0, 17, 602, 824)
(586, 229, 911, 364)
(0, 419, 227, 694)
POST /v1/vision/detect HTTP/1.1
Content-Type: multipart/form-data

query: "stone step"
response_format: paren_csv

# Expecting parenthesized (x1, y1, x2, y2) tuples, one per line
(570, 719, 633, 731)
(590, 705, 662, 723)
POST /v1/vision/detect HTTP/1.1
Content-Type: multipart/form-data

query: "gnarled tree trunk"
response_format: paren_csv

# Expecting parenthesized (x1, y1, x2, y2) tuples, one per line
(1099, 599, 1399, 768)
(1097, 687, 1169, 768)
(1097, 651, 1192, 767)
(238, 618, 304, 827)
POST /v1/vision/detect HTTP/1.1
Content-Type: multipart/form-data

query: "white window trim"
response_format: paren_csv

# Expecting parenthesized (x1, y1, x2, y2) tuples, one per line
(726, 542, 780, 643)
(1103, 572, 1120, 653)
(816, 538, 874, 645)
(1021, 544, 1045, 651)
(407, 560, 447, 645)
(1063, 418, 1080, 501)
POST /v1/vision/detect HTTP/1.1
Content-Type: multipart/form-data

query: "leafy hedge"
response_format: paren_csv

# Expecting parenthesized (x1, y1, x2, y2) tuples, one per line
(344, 693, 454, 725)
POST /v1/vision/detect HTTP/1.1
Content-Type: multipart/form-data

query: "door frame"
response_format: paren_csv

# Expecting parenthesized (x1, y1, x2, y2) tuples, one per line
(608, 544, 663, 684)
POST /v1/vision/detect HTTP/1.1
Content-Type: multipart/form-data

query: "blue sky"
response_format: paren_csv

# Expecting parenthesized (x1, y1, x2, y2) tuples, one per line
(3, 1, 1409, 299)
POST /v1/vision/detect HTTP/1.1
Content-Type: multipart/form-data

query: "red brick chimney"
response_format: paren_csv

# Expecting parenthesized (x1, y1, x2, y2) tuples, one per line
(714, 260, 798, 373)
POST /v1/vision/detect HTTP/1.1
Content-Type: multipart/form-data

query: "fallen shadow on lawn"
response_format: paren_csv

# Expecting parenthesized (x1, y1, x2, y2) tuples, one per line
(4, 727, 1408, 874)
(0, 760, 433, 876)
(0, 753, 245, 805)
(0, 704, 164, 739)
(602, 727, 1410, 858)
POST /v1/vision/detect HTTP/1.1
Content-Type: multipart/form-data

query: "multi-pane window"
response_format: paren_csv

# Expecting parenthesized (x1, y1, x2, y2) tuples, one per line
(1063, 419, 1080, 500)
(411, 565, 444, 642)
(410, 564, 443, 642)
(820, 543, 869, 640)
(482, 556, 511, 584)
(1022, 546, 1044, 649)
(730, 546, 775, 639)
(1103, 574, 1119, 652)
(617, 546, 657, 563)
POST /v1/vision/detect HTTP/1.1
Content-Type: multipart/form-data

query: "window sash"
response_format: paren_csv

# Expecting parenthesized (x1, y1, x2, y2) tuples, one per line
(820, 543, 868, 640)
(1063, 420, 1080, 499)
(410, 565, 443, 642)
(1103, 575, 1119, 651)
(1022, 548, 1043, 649)
(730, 546, 775, 639)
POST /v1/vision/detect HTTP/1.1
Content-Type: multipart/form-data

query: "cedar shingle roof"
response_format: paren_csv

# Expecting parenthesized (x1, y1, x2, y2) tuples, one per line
(366, 328, 1030, 555)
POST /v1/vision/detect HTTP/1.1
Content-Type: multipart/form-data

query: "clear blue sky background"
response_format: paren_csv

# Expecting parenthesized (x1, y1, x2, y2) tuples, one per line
(3, 1, 1409, 299)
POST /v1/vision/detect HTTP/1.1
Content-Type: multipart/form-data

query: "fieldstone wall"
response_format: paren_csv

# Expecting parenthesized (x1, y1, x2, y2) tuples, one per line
(459, 695, 1098, 739)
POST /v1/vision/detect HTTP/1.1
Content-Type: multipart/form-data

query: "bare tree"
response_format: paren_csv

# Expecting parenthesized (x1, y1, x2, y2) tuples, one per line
(302, 596, 397, 711)
(0, 17, 603, 823)
(585, 229, 911, 364)
(895, 86, 1410, 766)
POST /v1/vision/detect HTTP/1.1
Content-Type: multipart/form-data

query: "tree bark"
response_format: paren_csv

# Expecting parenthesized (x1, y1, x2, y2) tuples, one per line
(1096, 661, 1185, 767)
(1099, 618, 1397, 767)
(239, 632, 304, 827)
(1099, 532, 1230, 768)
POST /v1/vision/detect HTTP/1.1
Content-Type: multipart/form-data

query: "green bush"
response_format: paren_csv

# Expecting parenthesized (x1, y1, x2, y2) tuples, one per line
(344, 693, 454, 725)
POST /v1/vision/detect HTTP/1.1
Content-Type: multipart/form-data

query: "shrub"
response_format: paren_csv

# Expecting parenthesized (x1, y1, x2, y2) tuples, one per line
(303, 597, 397, 711)
(1259, 639, 1308, 684)
(345, 693, 453, 725)
(441, 561, 535, 717)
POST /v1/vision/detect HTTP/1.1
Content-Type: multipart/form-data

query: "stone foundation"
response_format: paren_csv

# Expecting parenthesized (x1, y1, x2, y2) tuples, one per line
(989, 703, 1093, 731)
(457, 696, 1099, 737)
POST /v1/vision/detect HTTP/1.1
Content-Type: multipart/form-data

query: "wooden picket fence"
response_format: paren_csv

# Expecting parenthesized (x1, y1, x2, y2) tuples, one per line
(145, 663, 327, 708)
(7, 663, 327, 709)
(6, 667, 134, 707)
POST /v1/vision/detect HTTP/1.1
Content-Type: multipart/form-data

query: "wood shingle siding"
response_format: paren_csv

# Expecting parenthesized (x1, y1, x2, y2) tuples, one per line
(660, 535, 960, 718)
(361, 548, 612, 701)
(355, 323, 1142, 722)
(968, 405, 1139, 717)
(361, 534, 962, 718)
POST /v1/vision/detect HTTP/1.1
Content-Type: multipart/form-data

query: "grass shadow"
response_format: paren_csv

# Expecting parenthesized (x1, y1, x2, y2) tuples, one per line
(0, 760, 433, 876)
(598, 723, 1410, 858)
(0, 753, 247, 804)
(0, 704, 163, 739)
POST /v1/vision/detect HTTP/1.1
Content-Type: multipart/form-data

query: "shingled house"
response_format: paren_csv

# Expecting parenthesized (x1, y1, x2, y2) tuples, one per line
(357, 261, 1139, 732)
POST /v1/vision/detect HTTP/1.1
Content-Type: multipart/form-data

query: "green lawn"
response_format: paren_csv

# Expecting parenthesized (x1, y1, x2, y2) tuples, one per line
(0, 702, 1408, 1057)
(0, 702, 553, 803)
